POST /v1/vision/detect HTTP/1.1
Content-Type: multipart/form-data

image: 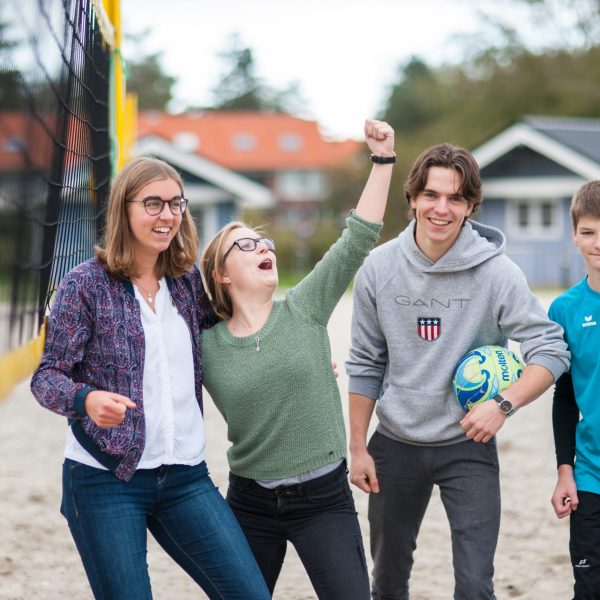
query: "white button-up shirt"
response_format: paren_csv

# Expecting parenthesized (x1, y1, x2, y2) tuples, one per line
(65, 279, 205, 470)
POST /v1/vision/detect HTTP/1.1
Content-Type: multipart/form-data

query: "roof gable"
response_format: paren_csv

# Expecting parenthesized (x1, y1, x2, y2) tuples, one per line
(480, 145, 575, 178)
(473, 116, 600, 180)
(524, 116, 600, 164)
(135, 136, 273, 209)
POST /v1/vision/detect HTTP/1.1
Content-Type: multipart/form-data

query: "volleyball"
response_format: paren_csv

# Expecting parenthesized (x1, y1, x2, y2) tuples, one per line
(452, 345, 524, 412)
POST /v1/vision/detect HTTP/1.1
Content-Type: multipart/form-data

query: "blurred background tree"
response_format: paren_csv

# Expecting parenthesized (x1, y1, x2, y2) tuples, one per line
(125, 31, 177, 110)
(0, 17, 23, 109)
(211, 33, 307, 114)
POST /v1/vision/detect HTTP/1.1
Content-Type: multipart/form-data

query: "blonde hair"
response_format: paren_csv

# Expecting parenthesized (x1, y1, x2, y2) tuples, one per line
(96, 156, 199, 279)
(200, 221, 260, 320)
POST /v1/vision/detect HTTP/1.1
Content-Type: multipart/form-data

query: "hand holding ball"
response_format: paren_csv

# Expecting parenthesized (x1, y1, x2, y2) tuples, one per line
(452, 345, 523, 412)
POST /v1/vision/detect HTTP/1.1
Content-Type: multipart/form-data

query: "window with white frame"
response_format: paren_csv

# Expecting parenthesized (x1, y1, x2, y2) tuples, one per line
(508, 198, 562, 239)
(276, 170, 326, 201)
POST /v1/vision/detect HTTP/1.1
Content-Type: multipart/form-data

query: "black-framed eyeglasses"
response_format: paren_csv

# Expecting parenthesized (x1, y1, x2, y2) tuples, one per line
(127, 197, 188, 215)
(223, 237, 276, 260)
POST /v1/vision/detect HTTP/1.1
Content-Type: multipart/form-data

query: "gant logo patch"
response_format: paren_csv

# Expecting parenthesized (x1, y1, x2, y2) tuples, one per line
(417, 317, 441, 341)
(582, 314, 597, 328)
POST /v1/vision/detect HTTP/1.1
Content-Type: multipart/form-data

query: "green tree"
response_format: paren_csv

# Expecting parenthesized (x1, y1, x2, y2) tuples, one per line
(212, 35, 263, 110)
(211, 33, 305, 113)
(0, 17, 23, 108)
(127, 53, 176, 110)
(497, 0, 600, 50)
(125, 31, 177, 110)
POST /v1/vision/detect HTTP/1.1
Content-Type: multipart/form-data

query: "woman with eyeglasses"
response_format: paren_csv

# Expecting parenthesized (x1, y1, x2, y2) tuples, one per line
(200, 119, 395, 599)
(31, 157, 270, 599)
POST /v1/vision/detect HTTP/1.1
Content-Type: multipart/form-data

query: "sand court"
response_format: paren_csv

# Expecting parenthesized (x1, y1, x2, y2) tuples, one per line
(0, 292, 573, 599)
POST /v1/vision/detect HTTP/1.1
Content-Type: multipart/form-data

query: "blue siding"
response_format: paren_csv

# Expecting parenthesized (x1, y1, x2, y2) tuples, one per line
(477, 200, 505, 231)
(477, 198, 585, 289)
(217, 202, 236, 228)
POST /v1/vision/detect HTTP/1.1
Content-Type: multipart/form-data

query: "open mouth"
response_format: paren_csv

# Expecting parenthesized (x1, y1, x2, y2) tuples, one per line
(258, 258, 273, 270)
(429, 218, 450, 226)
(152, 227, 171, 236)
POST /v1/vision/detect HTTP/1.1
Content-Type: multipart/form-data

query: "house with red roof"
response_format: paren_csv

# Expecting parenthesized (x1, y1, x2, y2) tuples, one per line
(137, 111, 363, 228)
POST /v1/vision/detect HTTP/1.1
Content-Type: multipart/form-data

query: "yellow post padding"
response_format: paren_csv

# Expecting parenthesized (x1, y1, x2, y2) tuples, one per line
(123, 92, 138, 164)
(101, 0, 126, 169)
(0, 321, 46, 401)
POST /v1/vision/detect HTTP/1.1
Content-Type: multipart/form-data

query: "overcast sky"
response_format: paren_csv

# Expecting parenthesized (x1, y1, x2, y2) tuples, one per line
(121, 0, 540, 139)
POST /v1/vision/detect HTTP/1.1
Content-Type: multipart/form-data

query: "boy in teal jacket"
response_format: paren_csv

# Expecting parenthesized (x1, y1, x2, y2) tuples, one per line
(550, 180, 600, 599)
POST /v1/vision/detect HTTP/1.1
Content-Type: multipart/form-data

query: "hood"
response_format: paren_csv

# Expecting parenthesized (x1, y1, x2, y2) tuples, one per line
(398, 219, 506, 273)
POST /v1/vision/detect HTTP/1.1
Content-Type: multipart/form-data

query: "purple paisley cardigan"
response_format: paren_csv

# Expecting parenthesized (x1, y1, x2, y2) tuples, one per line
(30, 258, 216, 481)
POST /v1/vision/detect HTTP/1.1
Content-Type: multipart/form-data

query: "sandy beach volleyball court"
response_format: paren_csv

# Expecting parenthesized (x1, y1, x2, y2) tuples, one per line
(1, 292, 573, 599)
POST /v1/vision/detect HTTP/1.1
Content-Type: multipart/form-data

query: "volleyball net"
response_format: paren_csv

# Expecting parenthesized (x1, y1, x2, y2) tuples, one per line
(0, 0, 133, 399)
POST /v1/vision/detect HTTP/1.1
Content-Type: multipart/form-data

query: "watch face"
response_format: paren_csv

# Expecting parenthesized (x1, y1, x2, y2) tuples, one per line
(499, 399, 513, 414)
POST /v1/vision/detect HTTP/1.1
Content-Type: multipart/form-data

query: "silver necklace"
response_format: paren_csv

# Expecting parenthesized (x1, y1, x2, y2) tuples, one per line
(231, 317, 261, 352)
(133, 278, 157, 304)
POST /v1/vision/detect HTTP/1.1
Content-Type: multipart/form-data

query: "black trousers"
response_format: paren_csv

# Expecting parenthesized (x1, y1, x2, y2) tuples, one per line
(226, 461, 370, 600)
(570, 491, 600, 600)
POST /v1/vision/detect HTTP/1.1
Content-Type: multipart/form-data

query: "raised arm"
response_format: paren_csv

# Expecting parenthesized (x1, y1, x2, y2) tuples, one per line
(287, 119, 394, 323)
(355, 119, 395, 223)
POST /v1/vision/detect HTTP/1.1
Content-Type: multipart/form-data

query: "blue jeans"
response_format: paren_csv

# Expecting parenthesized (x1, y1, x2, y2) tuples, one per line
(226, 461, 370, 600)
(368, 432, 500, 600)
(61, 459, 270, 599)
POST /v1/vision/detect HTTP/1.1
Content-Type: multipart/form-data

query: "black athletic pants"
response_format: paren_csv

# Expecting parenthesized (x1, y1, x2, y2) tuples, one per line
(570, 491, 600, 600)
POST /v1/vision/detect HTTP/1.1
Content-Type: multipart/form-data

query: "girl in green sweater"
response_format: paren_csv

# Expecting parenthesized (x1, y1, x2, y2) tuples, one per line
(200, 119, 394, 599)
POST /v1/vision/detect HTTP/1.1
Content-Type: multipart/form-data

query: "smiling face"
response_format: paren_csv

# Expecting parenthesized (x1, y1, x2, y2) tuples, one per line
(219, 226, 278, 298)
(410, 166, 474, 262)
(127, 177, 183, 263)
(573, 215, 600, 277)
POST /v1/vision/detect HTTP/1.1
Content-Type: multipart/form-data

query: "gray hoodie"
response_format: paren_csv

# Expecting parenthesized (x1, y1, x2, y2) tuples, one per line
(346, 219, 570, 446)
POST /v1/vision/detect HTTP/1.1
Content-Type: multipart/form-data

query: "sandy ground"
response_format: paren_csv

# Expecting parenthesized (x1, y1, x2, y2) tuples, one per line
(0, 292, 574, 600)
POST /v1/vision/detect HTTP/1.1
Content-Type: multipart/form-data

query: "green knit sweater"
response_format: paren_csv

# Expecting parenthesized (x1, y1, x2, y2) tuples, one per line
(201, 212, 382, 479)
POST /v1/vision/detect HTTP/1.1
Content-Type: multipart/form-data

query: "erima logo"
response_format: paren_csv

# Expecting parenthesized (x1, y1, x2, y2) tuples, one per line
(582, 314, 597, 328)
(575, 559, 590, 568)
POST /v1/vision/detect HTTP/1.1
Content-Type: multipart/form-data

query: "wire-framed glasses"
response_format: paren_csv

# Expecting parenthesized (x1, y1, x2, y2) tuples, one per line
(128, 197, 188, 215)
(223, 237, 276, 260)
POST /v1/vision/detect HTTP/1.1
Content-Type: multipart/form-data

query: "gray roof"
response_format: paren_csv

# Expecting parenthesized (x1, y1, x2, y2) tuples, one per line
(523, 115, 600, 165)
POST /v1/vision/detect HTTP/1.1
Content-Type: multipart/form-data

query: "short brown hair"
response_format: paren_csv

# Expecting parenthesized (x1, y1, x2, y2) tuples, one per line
(404, 144, 483, 219)
(96, 156, 199, 279)
(571, 180, 600, 230)
(200, 221, 262, 320)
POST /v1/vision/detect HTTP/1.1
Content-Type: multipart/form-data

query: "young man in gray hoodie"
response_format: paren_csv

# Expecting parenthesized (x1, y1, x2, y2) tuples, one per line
(346, 143, 571, 599)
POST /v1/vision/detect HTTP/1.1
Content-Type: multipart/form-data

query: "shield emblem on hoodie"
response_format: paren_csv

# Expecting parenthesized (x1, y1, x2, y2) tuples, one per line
(417, 317, 441, 342)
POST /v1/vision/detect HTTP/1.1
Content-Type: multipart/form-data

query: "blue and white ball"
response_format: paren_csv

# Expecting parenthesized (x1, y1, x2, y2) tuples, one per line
(452, 345, 524, 412)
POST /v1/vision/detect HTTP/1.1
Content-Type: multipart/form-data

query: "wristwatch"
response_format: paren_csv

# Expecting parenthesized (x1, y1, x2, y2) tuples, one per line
(494, 394, 514, 416)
